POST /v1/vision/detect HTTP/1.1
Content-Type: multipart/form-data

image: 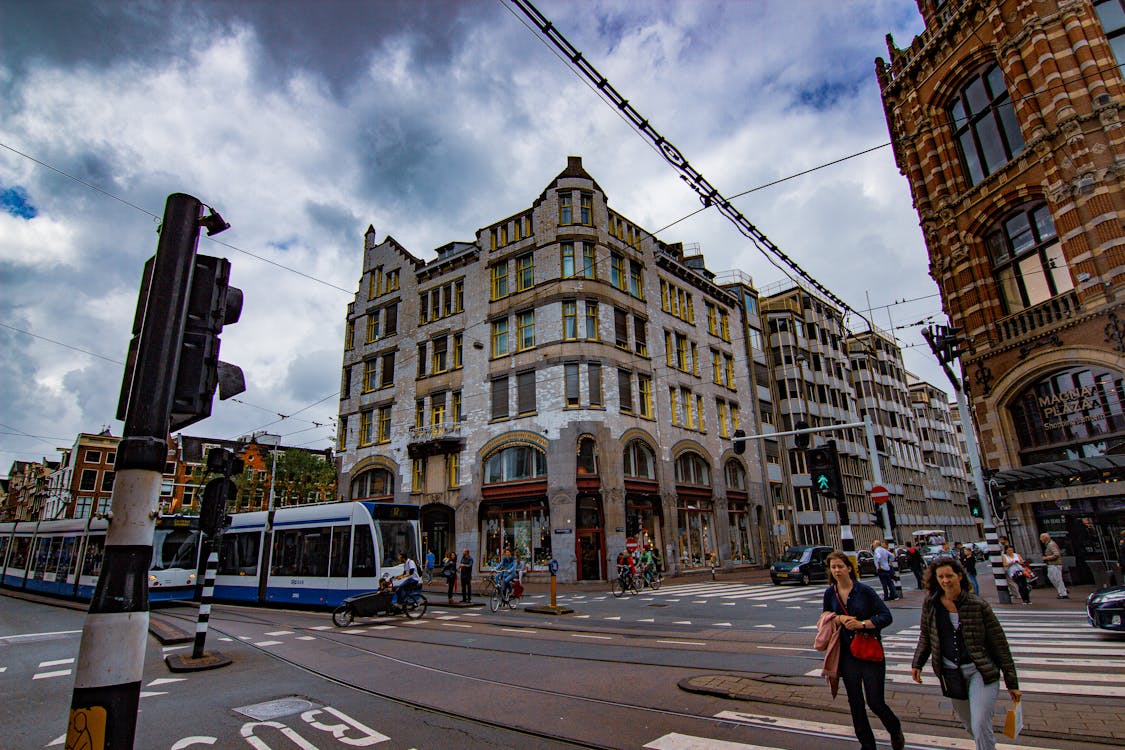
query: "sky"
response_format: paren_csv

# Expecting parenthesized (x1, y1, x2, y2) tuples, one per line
(0, 0, 944, 476)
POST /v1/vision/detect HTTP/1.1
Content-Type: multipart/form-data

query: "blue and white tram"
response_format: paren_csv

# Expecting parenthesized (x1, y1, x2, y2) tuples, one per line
(213, 501, 421, 608)
(0, 515, 199, 603)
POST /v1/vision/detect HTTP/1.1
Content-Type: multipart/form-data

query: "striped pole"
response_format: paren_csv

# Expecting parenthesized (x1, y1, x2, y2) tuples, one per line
(192, 549, 219, 658)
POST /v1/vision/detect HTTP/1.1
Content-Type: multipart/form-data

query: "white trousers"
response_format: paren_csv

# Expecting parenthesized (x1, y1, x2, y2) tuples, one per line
(1046, 564, 1067, 596)
(950, 663, 1000, 750)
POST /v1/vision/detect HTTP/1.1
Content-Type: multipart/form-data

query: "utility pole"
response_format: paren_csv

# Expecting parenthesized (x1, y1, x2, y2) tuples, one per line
(922, 325, 1010, 604)
(67, 194, 242, 748)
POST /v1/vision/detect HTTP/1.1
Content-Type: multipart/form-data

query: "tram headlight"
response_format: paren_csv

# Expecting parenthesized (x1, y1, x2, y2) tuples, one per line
(148, 574, 158, 585)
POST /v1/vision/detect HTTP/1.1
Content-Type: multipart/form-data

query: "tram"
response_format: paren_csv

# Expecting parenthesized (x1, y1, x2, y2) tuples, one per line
(0, 502, 421, 610)
(0, 515, 200, 602)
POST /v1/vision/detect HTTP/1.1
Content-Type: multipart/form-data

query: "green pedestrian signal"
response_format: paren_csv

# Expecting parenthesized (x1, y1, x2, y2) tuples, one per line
(816, 474, 830, 492)
(806, 441, 842, 499)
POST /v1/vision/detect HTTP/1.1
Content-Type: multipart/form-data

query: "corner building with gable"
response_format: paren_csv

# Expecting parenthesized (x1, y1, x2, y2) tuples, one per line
(336, 157, 770, 583)
(877, 0, 1125, 578)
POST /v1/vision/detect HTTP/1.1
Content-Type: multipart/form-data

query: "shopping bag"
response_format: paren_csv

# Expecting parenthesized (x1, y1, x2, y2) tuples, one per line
(1003, 699, 1023, 739)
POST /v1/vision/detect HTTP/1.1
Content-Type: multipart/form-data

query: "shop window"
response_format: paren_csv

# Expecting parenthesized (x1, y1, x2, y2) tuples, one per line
(480, 501, 552, 570)
(984, 202, 1072, 313)
(948, 63, 1025, 186)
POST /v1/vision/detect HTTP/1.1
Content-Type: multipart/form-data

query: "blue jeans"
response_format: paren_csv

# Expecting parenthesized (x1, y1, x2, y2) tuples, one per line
(877, 570, 895, 599)
(949, 662, 1000, 750)
(839, 648, 902, 750)
(966, 571, 980, 595)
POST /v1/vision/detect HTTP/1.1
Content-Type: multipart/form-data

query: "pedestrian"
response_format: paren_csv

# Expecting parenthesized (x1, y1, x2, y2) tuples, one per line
(424, 548, 435, 582)
(911, 557, 1021, 750)
(1001, 545, 1032, 605)
(998, 536, 1018, 600)
(873, 540, 896, 601)
(459, 548, 474, 603)
(957, 542, 979, 595)
(441, 551, 457, 604)
(822, 551, 905, 750)
(905, 543, 924, 589)
(1039, 533, 1068, 599)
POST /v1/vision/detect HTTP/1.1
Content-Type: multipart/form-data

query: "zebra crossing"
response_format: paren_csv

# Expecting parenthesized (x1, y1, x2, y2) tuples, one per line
(808, 610, 1125, 698)
(544, 580, 829, 607)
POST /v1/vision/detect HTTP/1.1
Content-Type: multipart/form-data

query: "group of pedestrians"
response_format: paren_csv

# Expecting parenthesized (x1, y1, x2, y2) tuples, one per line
(817, 551, 1020, 750)
(435, 548, 474, 604)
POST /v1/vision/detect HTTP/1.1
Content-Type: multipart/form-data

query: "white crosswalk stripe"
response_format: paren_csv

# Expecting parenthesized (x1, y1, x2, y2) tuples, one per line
(808, 610, 1125, 698)
(632, 581, 827, 604)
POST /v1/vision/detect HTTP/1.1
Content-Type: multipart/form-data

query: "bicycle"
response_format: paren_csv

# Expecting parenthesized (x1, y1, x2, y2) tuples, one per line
(489, 577, 522, 612)
(479, 572, 500, 597)
(639, 566, 662, 591)
(611, 566, 640, 597)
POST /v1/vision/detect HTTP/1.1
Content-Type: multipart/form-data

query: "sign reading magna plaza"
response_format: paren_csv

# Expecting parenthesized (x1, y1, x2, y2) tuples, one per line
(1008, 365, 1125, 461)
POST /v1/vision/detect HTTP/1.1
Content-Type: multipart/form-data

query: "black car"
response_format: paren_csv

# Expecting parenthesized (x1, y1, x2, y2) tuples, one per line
(1087, 585, 1125, 632)
(856, 549, 877, 577)
(770, 545, 832, 586)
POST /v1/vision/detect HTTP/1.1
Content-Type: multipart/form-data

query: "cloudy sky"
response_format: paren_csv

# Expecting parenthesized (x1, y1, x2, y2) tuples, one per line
(0, 0, 943, 475)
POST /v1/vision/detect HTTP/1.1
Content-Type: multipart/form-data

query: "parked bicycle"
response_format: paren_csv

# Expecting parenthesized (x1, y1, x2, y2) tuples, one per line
(489, 577, 523, 611)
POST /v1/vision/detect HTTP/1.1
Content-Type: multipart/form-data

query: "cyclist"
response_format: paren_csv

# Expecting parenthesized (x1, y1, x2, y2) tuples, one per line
(392, 551, 422, 605)
(496, 547, 519, 597)
(641, 545, 660, 584)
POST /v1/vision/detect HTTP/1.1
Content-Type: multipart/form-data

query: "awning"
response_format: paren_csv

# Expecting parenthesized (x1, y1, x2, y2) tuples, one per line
(993, 454, 1125, 491)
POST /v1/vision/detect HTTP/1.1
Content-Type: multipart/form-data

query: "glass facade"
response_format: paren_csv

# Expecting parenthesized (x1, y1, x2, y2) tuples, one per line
(480, 501, 552, 571)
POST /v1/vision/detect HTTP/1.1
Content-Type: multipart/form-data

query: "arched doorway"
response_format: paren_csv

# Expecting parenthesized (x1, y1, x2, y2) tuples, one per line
(421, 503, 454, 560)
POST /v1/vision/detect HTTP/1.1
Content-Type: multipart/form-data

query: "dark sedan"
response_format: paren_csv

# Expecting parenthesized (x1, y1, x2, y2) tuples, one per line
(770, 545, 832, 586)
(1087, 585, 1125, 631)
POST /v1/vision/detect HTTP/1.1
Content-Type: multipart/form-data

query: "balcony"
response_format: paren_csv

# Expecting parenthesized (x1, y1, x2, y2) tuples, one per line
(407, 422, 465, 458)
(993, 291, 1081, 349)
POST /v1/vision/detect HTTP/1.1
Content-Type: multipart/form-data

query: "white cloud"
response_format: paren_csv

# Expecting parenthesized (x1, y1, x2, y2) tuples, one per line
(0, 211, 77, 266)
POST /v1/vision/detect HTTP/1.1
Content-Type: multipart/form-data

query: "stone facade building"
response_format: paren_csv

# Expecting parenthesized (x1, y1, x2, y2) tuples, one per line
(877, 0, 1125, 575)
(337, 157, 768, 582)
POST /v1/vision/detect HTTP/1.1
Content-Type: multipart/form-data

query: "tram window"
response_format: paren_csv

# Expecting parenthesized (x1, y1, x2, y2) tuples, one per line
(56, 538, 75, 577)
(329, 526, 352, 578)
(152, 529, 201, 571)
(352, 527, 376, 578)
(81, 537, 105, 578)
(377, 521, 418, 567)
(68, 539, 84, 577)
(218, 532, 260, 576)
(271, 528, 331, 577)
(10, 538, 31, 569)
(0, 535, 8, 567)
(32, 538, 54, 578)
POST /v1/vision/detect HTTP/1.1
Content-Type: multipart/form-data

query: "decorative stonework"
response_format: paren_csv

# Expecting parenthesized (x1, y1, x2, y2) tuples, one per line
(1106, 311, 1125, 354)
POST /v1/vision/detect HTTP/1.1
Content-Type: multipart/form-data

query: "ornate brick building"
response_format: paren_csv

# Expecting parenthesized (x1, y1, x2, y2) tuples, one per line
(877, 0, 1125, 575)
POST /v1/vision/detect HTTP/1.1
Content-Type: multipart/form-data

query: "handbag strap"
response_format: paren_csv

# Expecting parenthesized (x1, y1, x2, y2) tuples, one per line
(834, 587, 849, 616)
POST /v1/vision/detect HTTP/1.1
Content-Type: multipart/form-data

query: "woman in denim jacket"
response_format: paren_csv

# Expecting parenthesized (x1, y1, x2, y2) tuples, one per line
(822, 550, 905, 750)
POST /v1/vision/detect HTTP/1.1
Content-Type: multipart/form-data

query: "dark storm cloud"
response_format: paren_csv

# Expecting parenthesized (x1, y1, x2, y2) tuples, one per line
(305, 200, 362, 246)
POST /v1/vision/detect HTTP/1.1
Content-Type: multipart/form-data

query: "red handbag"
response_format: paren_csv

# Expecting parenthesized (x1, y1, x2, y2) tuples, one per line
(836, 589, 885, 662)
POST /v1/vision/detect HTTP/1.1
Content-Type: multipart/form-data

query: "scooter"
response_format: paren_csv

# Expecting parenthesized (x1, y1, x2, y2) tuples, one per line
(332, 578, 427, 626)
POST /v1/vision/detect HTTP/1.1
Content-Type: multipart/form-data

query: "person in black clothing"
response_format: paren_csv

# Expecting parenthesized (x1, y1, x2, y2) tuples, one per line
(905, 544, 924, 589)
(957, 542, 979, 595)
(822, 551, 905, 750)
(459, 548, 474, 603)
(441, 551, 458, 604)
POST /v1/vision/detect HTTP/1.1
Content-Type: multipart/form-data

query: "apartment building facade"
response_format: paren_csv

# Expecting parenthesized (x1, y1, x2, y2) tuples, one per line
(877, 0, 1125, 574)
(337, 157, 769, 582)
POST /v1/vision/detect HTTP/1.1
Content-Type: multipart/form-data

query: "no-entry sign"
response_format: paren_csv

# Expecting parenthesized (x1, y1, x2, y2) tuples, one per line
(870, 485, 890, 505)
(625, 537, 640, 552)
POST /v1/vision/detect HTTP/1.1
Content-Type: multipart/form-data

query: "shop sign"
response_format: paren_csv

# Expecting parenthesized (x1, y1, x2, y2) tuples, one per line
(553, 528, 573, 535)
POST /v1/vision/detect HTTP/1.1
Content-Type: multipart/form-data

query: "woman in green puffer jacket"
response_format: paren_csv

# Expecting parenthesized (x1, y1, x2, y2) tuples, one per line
(911, 557, 1021, 750)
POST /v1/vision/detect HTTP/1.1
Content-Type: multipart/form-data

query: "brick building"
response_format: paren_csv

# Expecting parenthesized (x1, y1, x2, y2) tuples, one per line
(877, 0, 1125, 575)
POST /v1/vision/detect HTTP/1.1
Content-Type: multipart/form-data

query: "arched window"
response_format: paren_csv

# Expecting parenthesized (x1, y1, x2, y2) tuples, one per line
(724, 460, 746, 491)
(623, 440, 656, 480)
(949, 63, 1024, 186)
(351, 468, 393, 500)
(576, 437, 598, 476)
(674, 452, 710, 486)
(985, 202, 1072, 313)
(484, 445, 547, 484)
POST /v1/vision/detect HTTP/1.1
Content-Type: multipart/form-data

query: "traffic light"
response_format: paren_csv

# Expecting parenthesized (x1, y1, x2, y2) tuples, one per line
(967, 494, 983, 518)
(885, 499, 898, 530)
(733, 429, 746, 455)
(199, 476, 237, 537)
(991, 483, 1012, 518)
(806, 440, 842, 499)
(794, 420, 810, 449)
(928, 324, 965, 365)
(170, 253, 245, 431)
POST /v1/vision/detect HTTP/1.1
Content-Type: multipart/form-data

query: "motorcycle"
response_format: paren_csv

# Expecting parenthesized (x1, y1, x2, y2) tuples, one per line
(332, 579, 427, 626)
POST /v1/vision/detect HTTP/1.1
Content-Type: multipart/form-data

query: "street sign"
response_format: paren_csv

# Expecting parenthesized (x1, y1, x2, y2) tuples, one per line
(625, 537, 639, 552)
(870, 484, 890, 505)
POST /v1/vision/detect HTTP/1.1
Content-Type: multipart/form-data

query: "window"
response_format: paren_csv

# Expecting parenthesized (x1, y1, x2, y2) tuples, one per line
(712, 349, 723, 384)
(517, 310, 536, 350)
(385, 269, 400, 292)
(614, 308, 629, 349)
(84, 450, 102, 464)
(80, 469, 97, 491)
(491, 264, 509, 299)
(431, 393, 447, 426)
(415, 399, 425, 428)
(359, 409, 373, 447)
(491, 376, 509, 420)
(637, 374, 653, 418)
(380, 351, 395, 388)
(101, 472, 115, 492)
(484, 445, 547, 483)
(562, 300, 578, 339)
(370, 268, 381, 300)
(611, 253, 625, 290)
(624, 440, 656, 479)
(452, 391, 462, 423)
(696, 394, 706, 432)
(985, 202, 1072, 312)
(366, 312, 379, 343)
(448, 453, 461, 488)
(683, 387, 696, 429)
(588, 363, 602, 407)
(675, 453, 710, 485)
(629, 260, 643, 299)
(618, 368, 634, 412)
(345, 319, 355, 350)
(342, 367, 352, 400)
(633, 317, 648, 356)
(585, 301, 599, 339)
(376, 405, 392, 444)
(412, 459, 424, 492)
(706, 302, 718, 335)
(717, 399, 729, 437)
(719, 309, 730, 341)
(724, 354, 735, 388)
(384, 303, 398, 336)
(949, 64, 1025, 186)
(517, 370, 537, 414)
(362, 360, 376, 392)
(516, 253, 534, 292)
(725, 461, 747, 490)
(352, 468, 393, 500)
(432, 336, 448, 373)
(561, 242, 575, 278)
(565, 363, 581, 407)
(337, 415, 348, 449)
(582, 243, 596, 279)
(669, 387, 680, 426)
(580, 193, 592, 225)
(453, 333, 463, 369)
(491, 319, 509, 357)
(1095, 1, 1125, 74)
(417, 343, 427, 377)
(559, 192, 573, 225)
(577, 436, 598, 474)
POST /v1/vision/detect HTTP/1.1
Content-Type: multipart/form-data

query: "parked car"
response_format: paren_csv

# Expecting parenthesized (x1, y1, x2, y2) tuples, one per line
(856, 549, 877, 577)
(770, 545, 832, 586)
(921, 544, 951, 566)
(1087, 585, 1125, 632)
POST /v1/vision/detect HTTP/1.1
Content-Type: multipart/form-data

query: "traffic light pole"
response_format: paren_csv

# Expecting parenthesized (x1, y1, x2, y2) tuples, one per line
(68, 194, 204, 749)
(861, 417, 902, 598)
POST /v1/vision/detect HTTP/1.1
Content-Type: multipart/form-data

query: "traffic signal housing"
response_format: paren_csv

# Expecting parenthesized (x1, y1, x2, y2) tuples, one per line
(733, 429, 746, 455)
(991, 483, 1012, 519)
(967, 494, 983, 519)
(806, 440, 843, 499)
(199, 477, 237, 537)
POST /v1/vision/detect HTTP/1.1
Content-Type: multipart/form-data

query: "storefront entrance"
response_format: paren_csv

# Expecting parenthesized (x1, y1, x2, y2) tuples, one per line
(421, 503, 454, 559)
